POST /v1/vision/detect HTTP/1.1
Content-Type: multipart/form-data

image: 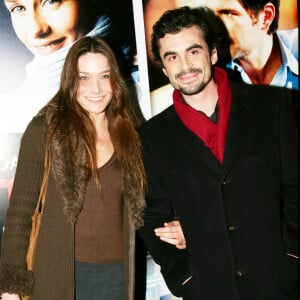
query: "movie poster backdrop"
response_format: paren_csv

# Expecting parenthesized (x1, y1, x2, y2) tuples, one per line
(0, 0, 298, 299)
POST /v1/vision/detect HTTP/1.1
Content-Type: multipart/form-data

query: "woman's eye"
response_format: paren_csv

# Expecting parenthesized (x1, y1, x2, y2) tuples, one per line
(101, 74, 110, 79)
(10, 5, 26, 14)
(42, 0, 61, 7)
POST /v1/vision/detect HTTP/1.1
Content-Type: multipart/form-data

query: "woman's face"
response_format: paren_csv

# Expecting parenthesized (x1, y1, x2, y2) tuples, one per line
(4, 0, 88, 57)
(76, 52, 113, 121)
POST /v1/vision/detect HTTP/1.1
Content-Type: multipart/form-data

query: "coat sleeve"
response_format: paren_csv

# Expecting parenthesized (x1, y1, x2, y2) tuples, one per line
(137, 128, 192, 297)
(279, 88, 298, 258)
(0, 116, 46, 296)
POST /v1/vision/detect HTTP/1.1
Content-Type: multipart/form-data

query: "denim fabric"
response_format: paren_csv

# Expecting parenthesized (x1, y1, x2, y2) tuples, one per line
(75, 261, 125, 300)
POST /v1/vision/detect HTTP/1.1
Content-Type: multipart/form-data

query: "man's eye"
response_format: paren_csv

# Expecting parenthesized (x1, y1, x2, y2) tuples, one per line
(190, 50, 199, 55)
(48, 0, 60, 4)
(168, 55, 177, 61)
(218, 10, 235, 17)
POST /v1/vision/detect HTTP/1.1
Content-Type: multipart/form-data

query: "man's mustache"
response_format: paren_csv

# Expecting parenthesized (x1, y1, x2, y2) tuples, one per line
(175, 68, 202, 79)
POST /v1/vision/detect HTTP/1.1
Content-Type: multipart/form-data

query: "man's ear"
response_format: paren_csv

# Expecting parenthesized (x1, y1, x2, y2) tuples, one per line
(162, 66, 169, 78)
(211, 47, 218, 66)
(262, 3, 275, 31)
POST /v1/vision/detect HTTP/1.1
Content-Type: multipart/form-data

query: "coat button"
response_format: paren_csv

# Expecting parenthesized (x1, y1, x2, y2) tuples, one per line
(222, 180, 232, 185)
(228, 225, 240, 231)
(236, 270, 246, 277)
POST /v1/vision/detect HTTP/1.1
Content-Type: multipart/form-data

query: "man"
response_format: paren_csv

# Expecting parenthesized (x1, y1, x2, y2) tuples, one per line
(137, 6, 298, 300)
(150, 0, 298, 116)
(204, 0, 298, 89)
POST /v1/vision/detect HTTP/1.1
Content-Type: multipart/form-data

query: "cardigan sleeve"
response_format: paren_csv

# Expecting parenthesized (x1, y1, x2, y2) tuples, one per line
(0, 115, 46, 296)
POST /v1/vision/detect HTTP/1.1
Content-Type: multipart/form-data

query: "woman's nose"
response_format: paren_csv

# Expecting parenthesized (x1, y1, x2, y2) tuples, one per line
(89, 78, 102, 93)
(29, 10, 51, 38)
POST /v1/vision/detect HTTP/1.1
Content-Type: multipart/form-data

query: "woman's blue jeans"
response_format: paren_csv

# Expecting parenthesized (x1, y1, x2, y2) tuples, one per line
(75, 261, 125, 300)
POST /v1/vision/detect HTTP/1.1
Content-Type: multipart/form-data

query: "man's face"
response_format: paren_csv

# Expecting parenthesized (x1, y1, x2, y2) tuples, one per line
(4, 0, 86, 57)
(176, 0, 266, 60)
(207, 0, 266, 60)
(159, 25, 217, 96)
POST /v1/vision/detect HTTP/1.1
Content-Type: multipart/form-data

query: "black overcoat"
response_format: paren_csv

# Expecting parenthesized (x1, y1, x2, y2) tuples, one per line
(138, 82, 298, 300)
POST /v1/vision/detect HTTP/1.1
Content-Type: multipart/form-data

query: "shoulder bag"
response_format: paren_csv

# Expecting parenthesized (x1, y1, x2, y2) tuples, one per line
(22, 149, 50, 300)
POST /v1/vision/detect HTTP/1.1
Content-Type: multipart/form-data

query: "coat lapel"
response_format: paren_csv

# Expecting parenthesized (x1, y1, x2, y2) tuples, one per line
(163, 108, 222, 173)
(222, 84, 253, 176)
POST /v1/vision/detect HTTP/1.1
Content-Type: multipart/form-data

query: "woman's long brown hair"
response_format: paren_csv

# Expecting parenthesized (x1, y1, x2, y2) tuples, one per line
(42, 36, 146, 224)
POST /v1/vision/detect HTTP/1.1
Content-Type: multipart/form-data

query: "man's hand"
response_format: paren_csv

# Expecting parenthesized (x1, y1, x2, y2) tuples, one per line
(154, 220, 186, 249)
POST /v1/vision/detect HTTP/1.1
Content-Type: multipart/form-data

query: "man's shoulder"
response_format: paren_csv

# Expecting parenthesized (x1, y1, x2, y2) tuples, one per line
(230, 80, 298, 117)
(138, 106, 175, 134)
(231, 79, 296, 98)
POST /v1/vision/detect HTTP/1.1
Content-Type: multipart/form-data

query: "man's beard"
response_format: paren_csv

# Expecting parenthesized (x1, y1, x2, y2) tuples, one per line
(175, 68, 212, 96)
(179, 81, 207, 95)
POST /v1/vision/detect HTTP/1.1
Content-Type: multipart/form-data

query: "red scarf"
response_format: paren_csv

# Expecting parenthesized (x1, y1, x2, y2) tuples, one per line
(173, 67, 232, 163)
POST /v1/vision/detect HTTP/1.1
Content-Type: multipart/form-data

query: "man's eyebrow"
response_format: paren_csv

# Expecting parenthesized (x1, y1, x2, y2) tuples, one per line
(163, 51, 177, 59)
(186, 44, 203, 51)
(162, 44, 203, 59)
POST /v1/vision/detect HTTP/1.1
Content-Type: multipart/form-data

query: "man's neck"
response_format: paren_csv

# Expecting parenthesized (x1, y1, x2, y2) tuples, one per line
(238, 34, 282, 85)
(183, 79, 218, 117)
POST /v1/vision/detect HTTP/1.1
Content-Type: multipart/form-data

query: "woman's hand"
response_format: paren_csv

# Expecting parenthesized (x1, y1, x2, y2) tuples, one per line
(1, 293, 20, 300)
(154, 220, 186, 249)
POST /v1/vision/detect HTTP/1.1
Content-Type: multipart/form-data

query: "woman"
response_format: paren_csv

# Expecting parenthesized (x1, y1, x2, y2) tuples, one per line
(0, 36, 146, 300)
(0, 0, 137, 133)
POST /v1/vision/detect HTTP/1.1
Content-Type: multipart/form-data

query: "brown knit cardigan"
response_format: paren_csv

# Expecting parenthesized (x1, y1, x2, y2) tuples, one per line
(0, 113, 145, 300)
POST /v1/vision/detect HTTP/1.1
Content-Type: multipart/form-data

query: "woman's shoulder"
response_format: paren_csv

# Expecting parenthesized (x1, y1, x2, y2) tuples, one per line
(21, 114, 47, 144)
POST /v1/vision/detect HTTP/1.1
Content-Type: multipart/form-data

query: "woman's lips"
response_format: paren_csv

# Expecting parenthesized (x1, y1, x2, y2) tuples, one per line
(31, 37, 66, 56)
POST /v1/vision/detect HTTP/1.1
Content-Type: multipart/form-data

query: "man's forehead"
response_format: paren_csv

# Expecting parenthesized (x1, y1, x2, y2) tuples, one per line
(158, 26, 205, 50)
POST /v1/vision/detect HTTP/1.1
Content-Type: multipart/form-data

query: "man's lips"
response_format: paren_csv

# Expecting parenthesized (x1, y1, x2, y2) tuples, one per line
(178, 71, 199, 83)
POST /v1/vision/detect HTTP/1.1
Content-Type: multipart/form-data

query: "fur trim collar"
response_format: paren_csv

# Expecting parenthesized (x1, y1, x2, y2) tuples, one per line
(43, 102, 145, 227)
